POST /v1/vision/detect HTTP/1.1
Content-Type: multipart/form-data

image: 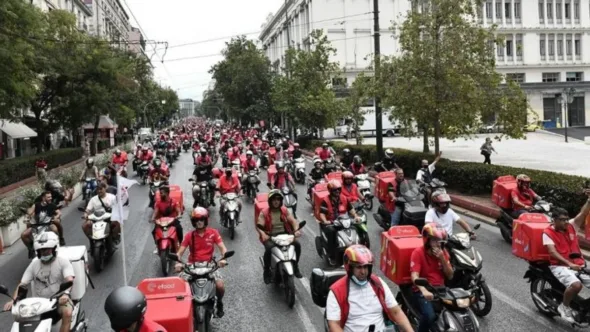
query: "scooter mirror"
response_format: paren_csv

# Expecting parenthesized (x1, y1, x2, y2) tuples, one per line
(0, 285, 9, 296)
(223, 251, 235, 259)
(298, 220, 307, 229)
(474, 224, 481, 230)
(167, 253, 180, 262)
(570, 253, 582, 259)
(413, 278, 429, 287)
(188, 178, 194, 182)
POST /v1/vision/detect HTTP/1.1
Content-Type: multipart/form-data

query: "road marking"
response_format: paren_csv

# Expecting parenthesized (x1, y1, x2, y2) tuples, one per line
(294, 299, 320, 332)
(487, 284, 555, 330)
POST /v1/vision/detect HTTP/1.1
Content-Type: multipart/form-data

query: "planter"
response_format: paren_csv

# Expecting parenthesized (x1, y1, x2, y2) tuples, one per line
(1, 216, 26, 247)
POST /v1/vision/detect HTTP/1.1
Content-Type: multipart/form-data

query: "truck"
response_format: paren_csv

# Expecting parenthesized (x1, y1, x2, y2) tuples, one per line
(334, 108, 401, 138)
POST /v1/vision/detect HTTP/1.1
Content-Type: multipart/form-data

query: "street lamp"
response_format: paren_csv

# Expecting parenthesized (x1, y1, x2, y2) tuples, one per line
(142, 100, 166, 128)
(557, 88, 576, 143)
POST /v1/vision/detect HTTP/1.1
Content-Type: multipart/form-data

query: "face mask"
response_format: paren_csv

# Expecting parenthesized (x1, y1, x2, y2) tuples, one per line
(40, 254, 53, 262)
(351, 275, 368, 287)
(422, 165, 428, 169)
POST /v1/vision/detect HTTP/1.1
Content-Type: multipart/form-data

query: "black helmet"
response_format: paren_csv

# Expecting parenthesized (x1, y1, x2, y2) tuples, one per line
(44, 180, 62, 192)
(104, 286, 147, 330)
(353, 155, 362, 165)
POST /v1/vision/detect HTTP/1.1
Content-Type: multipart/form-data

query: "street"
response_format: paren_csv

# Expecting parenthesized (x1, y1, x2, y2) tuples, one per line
(0, 151, 582, 331)
(335, 131, 590, 177)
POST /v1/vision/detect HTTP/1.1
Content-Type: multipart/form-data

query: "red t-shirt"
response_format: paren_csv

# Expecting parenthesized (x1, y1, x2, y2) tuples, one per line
(510, 188, 537, 208)
(410, 246, 450, 288)
(137, 318, 167, 332)
(181, 229, 222, 263)
(154, 199, 179, 218)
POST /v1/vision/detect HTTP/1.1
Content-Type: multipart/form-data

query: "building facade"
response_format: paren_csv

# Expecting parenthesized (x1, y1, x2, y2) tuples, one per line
(32, 0, 93, 32)
(128, 27, 146, 56)
(179, 99, 196, 118)
(260, 0, 590, 127)
(84, 0, 130, 47)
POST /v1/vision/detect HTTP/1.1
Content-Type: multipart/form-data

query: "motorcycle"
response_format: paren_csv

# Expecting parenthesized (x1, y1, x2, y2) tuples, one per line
(306, 178, 326, 204)
(168, 251, 235, 332)
(256, 221, 307, 308)
(373, 180, 427, 231)
(244, 170, 259, 201)
(82, 178, 96, 207)
(189, 178, 211, 208)
(138, 161, 150, 185)
(220, 193, 241, 240)
(397, 278, 480, 332)
(446, 225, 492, 317)
(166, 147, 175, 166)
(354, 173, 373, 210)
(154, 217, 179, 276)
(496, 200, 552, 244)
(422, 178, 448, 206)
(132, 157, 141, 173)
(183, 140, 190, 152)
(231, 159, 242, 178)
(323, 158, 338, 173)
(24, 212, 56, 259)
(314, 215, 368, 267)
(0, 281, 88, 332)
(525, 253, 590, 327)
(293, 157, 306, 184)
(149, 180, 164, 208)
(87, 210, 114, 272)
(281, 186, 297, 218)
(259, 151, 270, 168)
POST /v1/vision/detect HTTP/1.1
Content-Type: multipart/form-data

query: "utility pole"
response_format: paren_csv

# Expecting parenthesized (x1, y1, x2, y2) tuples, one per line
(373, 0, 384, 159)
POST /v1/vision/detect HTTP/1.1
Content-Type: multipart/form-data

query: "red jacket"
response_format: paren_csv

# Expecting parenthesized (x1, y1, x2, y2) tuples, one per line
(321, 195, 350, 222)
(270, 172, 292, 189)
(259, 206, 292, 242)
(350, 163, 366, 175)
(329, 275, 393, 328)
(241, 158, 257, 171)
(319, 149, 331, 160)
(217, 174, 240, 195)
(544, 224, 584, 266)
(342, 183, 360, 202)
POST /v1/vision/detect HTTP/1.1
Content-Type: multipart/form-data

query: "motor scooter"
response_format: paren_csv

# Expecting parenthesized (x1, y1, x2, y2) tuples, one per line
(292, 157, 306, 184)
(23, 212, 56, 259)
(183, 140, 190, 152)
(137, 161, 150, 185)
(354, 173, 373, 210)
(314, 215, 365, 267)
(281, 186, 297, 218)
(257, 221, 307, 308)
(496, 200, 552, 244)
(220, 193, 241, 240)
(154, 217, 179, 276)
(0, 281, 88, 332)
(189, 178, 211, 208)
(87, 210, 114, 272)
(166, 147, 175, 166)
(168, 251, 235, 332)
(244, 170, 259, 201)
(82, 178, 96, 207)
(149, 180, 164, 208)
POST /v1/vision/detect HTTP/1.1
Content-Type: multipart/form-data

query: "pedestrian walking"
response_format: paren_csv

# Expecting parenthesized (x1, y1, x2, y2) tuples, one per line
(480, 137, 497, 164)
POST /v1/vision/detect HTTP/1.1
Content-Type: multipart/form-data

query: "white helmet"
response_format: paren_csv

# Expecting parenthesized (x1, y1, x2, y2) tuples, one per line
(246, 150, 253, 156)
(33, 232, 59, 257)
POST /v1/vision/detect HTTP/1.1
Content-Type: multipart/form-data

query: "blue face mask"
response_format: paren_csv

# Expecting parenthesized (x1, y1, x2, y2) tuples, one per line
(351, 275, 368, 287)
(40, 254, 53, 262)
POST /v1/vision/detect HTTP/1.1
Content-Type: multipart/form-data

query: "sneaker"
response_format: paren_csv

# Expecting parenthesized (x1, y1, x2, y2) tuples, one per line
(263, 270, 271, 284)
(216, 302, 225, 318)
(558, 304, 575, 323)
(294, 266, 303, 279)
(59, 237, 66, 246)
(153, 249, 159, 255)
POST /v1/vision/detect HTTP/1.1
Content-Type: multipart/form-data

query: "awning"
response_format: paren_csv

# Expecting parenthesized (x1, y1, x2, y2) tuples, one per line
(0, 120, 38, 139)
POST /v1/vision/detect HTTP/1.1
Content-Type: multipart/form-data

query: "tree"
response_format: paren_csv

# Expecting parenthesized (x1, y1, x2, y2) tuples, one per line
(343, 72, 373, 145)
(0, 0, 46, 119)
(199, 89, 224, 120)
(271, 29, 343, 132)
(210, 37, 274, 123)
(378, 0, 528, 153)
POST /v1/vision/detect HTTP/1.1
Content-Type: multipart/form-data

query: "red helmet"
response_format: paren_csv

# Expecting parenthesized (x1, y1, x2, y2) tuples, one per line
(422, 223, 448, 245)
(342, 171, 354, 180)
(343, 245, 373, 275)
(327, 179, 342, 191)
(190, 207, 209, 228)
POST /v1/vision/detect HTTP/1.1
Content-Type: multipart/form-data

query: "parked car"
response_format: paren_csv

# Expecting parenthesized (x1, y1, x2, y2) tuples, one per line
(479, 122, 504, 133)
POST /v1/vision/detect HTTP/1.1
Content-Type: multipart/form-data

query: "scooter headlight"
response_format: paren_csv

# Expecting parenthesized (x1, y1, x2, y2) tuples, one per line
(455, 298, 471, 308)
(19, 302, 42, 318)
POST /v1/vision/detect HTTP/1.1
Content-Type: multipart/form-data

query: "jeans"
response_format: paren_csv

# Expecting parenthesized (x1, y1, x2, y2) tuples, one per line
(320, 224, 337, 259)
(412, 291, 437, 332)
(390, 208, 402, 227)
(263, 239, 301, 270)
(511, 209, 528, 219)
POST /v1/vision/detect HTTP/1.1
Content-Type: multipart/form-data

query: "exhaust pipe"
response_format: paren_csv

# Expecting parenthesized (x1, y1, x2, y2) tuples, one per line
(259, 256, 265, 269)
(531, 292, 550, 310)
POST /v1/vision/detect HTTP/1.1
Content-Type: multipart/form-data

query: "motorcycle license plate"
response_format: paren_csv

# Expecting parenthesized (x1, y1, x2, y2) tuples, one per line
(163, 229, 169, 237)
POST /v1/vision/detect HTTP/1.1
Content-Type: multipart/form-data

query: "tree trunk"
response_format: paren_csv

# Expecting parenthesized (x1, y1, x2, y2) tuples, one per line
(91, 115, 100, 156)
(33, 106, 44, 153)
(422, 124, 430, 153)
(434, 114, 441, 155)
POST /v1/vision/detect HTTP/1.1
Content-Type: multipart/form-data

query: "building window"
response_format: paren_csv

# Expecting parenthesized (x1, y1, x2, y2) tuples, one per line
(540, 36, 546, 56)
(497, 42, 505, 59)
(514, 2, 521, 19)
(557, 39, 564, 56)
(575, 34, 581, 56)
(565, 1, 571, 19)
(505, 3, 511, 18)
(496, 2, 502, 18)
(566, 36, 572, 56)
(506, 40, 513, 56)
(566, 72, 583, 81)
(549, 37, 555, 56)
(506, 73, 526, 83)
(547, 2, 553, 19)
(574, 0, 580, 19)
(556, 1, 563, 19)
(516, 35, 523, 57)
(539, 1, 545, 21)
(542, 73, 560, 82)
(486, 1, 492, 18)
(331, 77, 347, 87)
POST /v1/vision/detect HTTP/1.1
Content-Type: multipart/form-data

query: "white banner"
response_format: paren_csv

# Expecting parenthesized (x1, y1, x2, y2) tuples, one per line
(112, 176, 138, 225)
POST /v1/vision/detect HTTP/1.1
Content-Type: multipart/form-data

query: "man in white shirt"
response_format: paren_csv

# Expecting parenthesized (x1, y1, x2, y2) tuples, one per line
(81, 182, 120, 249)
(425, 192, 475, 238)
(326, 245, 413, 332)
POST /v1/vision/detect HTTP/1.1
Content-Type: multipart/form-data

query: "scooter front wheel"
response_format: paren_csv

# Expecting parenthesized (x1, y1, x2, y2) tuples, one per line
(159, 248, 170, 276)
(93, 246, 105, 272)
(471, 280, 493, 317)
(285, 274, 295, 308)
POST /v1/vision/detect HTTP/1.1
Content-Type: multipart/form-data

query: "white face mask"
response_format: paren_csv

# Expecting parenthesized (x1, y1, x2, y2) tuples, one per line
(351, 275, 368, 287)
(40, 254, 53, 262)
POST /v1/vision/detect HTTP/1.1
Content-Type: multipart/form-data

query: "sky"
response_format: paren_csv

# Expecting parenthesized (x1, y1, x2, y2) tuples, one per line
(124, 0, 282, 102)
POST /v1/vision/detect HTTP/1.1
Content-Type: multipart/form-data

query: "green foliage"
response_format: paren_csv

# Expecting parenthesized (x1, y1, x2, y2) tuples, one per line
(298, 139, 587, 216)
(342, 72, 373, 145)
(210, 36, 274, 123)
(199, 89, 224, 120)
(379, 0, 528, 153)
(0, 148, 83, 187)
(271, 30, 343, 130)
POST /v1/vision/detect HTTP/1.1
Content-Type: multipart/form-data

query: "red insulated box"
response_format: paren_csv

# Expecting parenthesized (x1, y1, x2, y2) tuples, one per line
(254, 193, 269, 225)
(138, 277, 194, 332)
(240, 154, 247, 163)
(313, 184, 330, 221)
(512, 213, 551, 262)
(325, 171, 343, 183)
(267, 164, 277, 185)
(269, 147, 277, 161)
(374, 171, 396, 203)
(492, 175, 517, 209)
(212, 168, 222, 178)
(380, 226, 423, 285)
(315, 147, 322, 156)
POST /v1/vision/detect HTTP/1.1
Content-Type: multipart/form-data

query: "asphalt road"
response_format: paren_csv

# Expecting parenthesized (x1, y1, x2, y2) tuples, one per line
(0, 152, 583, 331)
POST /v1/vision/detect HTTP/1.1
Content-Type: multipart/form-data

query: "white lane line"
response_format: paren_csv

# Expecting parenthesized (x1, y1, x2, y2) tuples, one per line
(294, 299, 320, 332)
(487, 285, 555, 330)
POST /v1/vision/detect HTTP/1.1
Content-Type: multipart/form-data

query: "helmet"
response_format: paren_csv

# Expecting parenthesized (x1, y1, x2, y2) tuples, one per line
(422, 223, 448, 246)
(342, 171, 354, 180)
(44, 180, 62, 192)
(104, 286, 147, 330)
(327, 179, 342, 191)
(86, 158, 94, 167)
(33, 232, 59, 259)
(353, 155, 362, 165)
(343, 244, 373, 275)
(141, 145, 148, 151)
(431, 192, 451, 204)
(384, 149, 394, 158)
(137, 143, 142, 148)
(153, 159, 162, 167)
(293, 143, 300, 148)
(276, 161, 285, 169)
(114, 148, 121, 156)
(313, 158, 322, 166)
(268, 189, 284, 203)
(191, 207, 209, 228)
(246, 150, 253, 156)
(322, 143, 328, 148)
(516, 174, 531, 187)
(200, 148, 207, 154)
(342, 148, 351, 155)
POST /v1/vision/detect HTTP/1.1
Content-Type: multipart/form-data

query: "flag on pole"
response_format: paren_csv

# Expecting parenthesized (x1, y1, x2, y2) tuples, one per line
(113, 176, 138, 225)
